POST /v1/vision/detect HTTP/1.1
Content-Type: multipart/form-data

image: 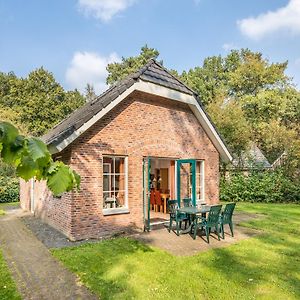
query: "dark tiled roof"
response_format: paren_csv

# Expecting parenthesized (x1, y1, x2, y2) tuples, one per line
(232, 144, 271, 169)
(42, 59, 196, 146)
(139, 62, 194, 95)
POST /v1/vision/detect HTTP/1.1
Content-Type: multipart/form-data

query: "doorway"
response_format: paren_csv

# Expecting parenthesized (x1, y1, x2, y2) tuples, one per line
(143, 157, 197, 231)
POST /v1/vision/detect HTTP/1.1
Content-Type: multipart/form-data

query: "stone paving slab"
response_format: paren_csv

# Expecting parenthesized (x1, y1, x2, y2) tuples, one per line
(0, 209, 98, 300)
(132, 212, 262, 256)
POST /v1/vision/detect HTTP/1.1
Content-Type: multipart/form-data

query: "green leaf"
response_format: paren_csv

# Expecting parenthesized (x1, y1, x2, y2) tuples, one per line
(1, 143, 22, 166)
(0, 122, 19, 144)
(0, 122, 23, 165)
(46, 163, 73, 196)
(16, 156, 38, 181)
(27, 137, 50, 163)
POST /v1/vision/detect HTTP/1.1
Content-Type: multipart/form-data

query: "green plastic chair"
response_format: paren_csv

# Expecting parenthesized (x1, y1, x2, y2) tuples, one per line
(167, 200, 189, 236)
(219, 202, 236, 239)
(183, 198, 192, 207)
(193, 204, 222, 242)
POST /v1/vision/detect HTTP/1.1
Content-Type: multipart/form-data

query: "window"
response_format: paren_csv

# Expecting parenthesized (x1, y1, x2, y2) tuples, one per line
(103, 156, 128, 211)
(196, 161, 205, 201)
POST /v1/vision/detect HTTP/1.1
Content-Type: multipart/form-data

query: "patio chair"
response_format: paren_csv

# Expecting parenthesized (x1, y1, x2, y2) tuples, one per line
(193, 204, 222, 243)
(155, 190, 163, 213)
(183, 198, 192, 207)
(167, 200, 189, 235)
(219, 202, 236, 239)
(150, 190, 156, 211)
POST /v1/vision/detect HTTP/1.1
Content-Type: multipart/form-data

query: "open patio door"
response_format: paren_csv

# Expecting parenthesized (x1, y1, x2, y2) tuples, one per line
(176, 159, 196, 207)
(142, 157, 151, 231)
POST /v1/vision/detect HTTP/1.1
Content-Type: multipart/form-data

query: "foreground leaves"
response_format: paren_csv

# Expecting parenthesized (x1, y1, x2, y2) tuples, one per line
(0, 121, 80, 196)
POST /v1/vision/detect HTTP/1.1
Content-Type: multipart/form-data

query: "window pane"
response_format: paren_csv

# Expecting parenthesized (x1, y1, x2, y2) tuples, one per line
(103, 174, 112, 192)
(103, 192, 114, 209)
(116, 191, 126, 208)
(196, 173, 200, 189)
(103, 156, 127, 210)
(103, 157, 113, 173)
(115, 174, 125, 191)
(195, 161, 202, 200)
(115, 157, 125, 174)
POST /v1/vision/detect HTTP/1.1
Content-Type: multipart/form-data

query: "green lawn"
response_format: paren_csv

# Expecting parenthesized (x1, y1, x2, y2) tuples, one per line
(0, 202, 21, 299)
(0, 250, 21, 300)
(52, 203, 300, 300)
(0, 202, 19, 216)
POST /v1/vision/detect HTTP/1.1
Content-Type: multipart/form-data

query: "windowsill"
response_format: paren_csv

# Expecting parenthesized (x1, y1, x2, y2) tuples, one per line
(103, 208, 130, 216)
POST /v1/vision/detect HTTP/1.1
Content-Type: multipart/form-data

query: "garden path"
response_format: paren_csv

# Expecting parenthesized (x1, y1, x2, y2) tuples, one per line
(0, 208, 98, 300)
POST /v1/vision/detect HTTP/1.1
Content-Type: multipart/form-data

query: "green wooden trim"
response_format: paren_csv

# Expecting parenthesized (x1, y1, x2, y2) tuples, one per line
(147, 157, 151, 229)
(142, 157, 151, 231)
(176, 161, 181, 207)
(176, 159, 196, 207)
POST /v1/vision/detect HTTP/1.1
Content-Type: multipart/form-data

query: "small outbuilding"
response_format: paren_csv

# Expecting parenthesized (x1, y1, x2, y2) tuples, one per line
(20, 60, 232, 240)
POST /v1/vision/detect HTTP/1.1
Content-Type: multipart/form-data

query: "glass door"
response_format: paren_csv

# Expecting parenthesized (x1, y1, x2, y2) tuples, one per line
(176, 159, 196, 207)
(142, 157, 151, 231)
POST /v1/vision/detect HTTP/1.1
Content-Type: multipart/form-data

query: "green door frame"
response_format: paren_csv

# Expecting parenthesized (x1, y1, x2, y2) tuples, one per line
(176, 159, 196, 207)
(142, 157, 151, 231)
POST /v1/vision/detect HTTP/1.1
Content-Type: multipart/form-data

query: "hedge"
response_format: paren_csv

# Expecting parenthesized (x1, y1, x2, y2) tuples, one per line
(220, 171, 300, 203)
(0, 176, 19, 203)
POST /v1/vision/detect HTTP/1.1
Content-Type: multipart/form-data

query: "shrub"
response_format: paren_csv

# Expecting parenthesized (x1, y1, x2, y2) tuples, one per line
(0, 176, 19, 203)
(220, 171, 300, 203)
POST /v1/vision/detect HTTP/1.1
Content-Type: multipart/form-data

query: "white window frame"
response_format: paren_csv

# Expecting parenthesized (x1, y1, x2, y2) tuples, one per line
(196, 160, 205, 202)
(102, 155, 129, 215)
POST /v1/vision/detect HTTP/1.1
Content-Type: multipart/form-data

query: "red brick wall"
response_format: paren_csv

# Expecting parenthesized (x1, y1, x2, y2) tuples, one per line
(20, 179, 31, 211)
(20, 150, 75, 239)
(20, 91, 220, 240)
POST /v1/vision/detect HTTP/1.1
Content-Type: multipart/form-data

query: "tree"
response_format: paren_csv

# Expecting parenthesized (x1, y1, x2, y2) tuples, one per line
(0, 68, 85, 136)
(0, 122, 80, 196)
(256, 120, 300, 162)
(228, 50, 289, 97)
(178, 49, 299, 166)
(179, 49, 290, 106)
(85, 83, 97, 102)
(181, 55, 229, 106)
(106, 45, 160, 85)
(206, 94, 251, 159)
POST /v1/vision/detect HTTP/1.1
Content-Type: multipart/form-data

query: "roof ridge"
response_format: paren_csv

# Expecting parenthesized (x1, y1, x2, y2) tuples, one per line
(133, 58, 156, 77)
(149, 59, 198, 95)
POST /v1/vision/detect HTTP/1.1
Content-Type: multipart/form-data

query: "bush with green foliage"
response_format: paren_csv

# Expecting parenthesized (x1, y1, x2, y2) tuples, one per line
(0, 176, 19, 203)
(220, 170, 300, 203)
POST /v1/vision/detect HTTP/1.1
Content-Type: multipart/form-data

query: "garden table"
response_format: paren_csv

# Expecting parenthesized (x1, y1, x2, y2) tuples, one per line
(177, 205, 211, 234)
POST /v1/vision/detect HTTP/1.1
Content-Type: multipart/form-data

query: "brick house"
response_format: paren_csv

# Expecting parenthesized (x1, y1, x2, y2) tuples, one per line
(20, 60, 232, 241)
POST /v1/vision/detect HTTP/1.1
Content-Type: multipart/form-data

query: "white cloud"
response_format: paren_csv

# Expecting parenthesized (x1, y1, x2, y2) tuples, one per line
(78, 0, 136, 22)
(65, 51, 120, 94)
(237, 0, 300, 40)
(222, 43, 238, 51)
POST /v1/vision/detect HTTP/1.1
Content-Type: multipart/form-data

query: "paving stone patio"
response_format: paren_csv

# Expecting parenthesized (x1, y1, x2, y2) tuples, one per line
(21, 206, 262, 257)
(132, 212, 262, 256)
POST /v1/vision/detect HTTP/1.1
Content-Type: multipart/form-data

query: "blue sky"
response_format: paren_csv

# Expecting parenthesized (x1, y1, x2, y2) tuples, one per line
(1, 0, 300, 93)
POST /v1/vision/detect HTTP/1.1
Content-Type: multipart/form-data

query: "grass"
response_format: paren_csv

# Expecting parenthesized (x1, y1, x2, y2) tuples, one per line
(0, 250, 21, 300)
(0, 202, 19, 216)
(0, 201, 21, 299)
(52, 203, 300, 300)
(0, 202, 19, 209)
